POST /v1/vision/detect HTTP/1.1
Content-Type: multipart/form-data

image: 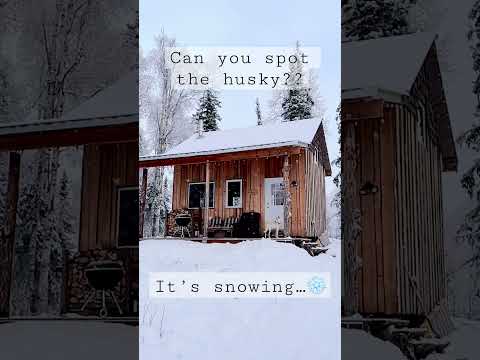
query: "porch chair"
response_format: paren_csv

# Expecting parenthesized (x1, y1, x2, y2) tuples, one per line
(208, 216, 240, 237)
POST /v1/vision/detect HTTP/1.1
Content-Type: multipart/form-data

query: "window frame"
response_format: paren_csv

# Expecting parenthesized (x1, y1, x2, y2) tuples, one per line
(187, 181, 215, 209)
(116, 186, 139, 248)
(225, 179, 243, 209)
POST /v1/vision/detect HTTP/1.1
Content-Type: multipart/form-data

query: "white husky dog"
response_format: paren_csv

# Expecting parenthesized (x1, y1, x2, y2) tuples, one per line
(264, 216, 282, 238)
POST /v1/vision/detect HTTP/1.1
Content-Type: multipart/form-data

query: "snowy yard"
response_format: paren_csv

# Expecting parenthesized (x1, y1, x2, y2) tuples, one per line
(0, 321, 138, 359)
(341, 318, 480, 360)
(139, 239, 341, 360)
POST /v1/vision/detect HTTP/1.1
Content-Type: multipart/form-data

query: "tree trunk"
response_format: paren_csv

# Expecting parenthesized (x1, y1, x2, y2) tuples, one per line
(140, 168, 148, 238)
(0, 152, 21, 316)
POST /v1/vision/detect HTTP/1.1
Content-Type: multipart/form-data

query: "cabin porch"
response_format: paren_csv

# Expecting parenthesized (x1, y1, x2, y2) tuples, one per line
(139, 146, 308, 241)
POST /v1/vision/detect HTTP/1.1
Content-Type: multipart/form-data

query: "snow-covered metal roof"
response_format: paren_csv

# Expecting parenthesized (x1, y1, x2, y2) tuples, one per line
(61, 70, 138, 122)
(0, 71, 138, 136)
(148, 117, 323, 158)
(141, 117, 331, 174)
(342, 32, 436, 97)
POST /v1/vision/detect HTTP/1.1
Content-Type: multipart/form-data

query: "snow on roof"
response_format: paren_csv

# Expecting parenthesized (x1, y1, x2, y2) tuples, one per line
(61, 70, 138, 121)
(155, 117, 323, 159)
(342, 32, 436, 98)
(0, 71, 138, 136)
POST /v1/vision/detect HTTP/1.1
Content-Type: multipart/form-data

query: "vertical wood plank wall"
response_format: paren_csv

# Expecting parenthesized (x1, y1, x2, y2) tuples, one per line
(393, 102, 445, 315)
(305, 150, 327, 238)
(79, 142, 139, 251)
(171, 151, 326, 237)
(343, 99, 446, 316)
(349, 104, 397, 314)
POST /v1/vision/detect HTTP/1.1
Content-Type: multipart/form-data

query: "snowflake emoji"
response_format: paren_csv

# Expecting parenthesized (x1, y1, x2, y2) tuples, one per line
(308, 276, 327, 295)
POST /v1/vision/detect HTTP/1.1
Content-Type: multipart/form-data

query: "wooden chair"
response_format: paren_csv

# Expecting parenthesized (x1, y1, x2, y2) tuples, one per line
(208, 216, 239, 237)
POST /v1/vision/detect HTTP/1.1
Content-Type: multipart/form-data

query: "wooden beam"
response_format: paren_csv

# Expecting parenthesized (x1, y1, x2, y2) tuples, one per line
(0, 152, 21, 316)
(139, 168, 148, 238)
(0, 122, 138, 151)
(203, 161, 210, 242)
(282, 155, 291, 238)
(139, 146, 303, 168)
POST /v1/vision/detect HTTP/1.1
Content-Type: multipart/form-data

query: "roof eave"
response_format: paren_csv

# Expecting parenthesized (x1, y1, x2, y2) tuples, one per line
(141, 141, 311, 163)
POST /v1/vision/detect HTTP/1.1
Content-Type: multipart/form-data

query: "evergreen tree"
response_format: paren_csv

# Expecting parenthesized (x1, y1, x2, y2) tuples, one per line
(281, 42, 314, 121)
(193, 89, 221, 132)
(457, 2, 480, 270)
(342, 0, 414, 41)
(256, 98, 262, 125)
(57, 170, 75, 256)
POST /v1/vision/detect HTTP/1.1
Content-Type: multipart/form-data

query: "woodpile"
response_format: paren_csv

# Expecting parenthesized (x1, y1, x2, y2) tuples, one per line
(67, 249, 128, 315)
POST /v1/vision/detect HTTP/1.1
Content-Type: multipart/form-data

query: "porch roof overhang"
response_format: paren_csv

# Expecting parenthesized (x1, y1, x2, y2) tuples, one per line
(139, 143, 306, 167)
(0, 114, 138, 151)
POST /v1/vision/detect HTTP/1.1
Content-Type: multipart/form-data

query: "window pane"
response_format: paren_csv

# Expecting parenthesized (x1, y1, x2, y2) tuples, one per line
(271, 183, 285, 206)
(209, 182, 215, 208)
(188, 183, 203, 208)
(188, 183, 215, 208)
(118, 188, 139, 246)
(227, 181, 241, 207)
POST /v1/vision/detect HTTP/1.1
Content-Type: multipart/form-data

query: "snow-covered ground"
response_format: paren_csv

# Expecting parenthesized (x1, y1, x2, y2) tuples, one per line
(139, 239, 341, 360)
(342, 317, 480, 360)
(342, 328, 406, 360)
(0, 321, 138, 359)
(425, 318, 480, 360)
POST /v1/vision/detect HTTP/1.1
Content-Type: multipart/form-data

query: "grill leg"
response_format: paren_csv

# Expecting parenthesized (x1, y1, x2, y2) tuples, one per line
(99, 290, 108, 318)
(109, 290, 123, 315)
(80, 289, 96, 312)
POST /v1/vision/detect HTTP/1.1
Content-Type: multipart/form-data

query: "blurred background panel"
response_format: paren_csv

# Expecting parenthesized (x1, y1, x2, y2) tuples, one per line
(0, 1, 138, 359)
(341, 1, 480, 359)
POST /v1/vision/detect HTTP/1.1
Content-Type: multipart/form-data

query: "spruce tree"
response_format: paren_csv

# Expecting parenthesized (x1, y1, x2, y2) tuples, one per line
(342, 0, 413, 41)
(193, 89, 221, 132)
(281, 43, 314, 121)
(458, 1, 480, 270)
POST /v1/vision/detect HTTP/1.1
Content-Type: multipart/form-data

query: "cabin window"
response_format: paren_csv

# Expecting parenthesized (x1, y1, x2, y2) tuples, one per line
(271, 182, 285, 206)
(188, 182, 215, 209)
(226, 179, 242, 208)
(117, 186, 139, 247)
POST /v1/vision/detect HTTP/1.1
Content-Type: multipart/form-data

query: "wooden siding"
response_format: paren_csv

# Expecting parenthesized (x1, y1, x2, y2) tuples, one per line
(79, 141, 139, 251)
(172, 152, 317, 237)
(305, 149, 327, 238)
(343, 100, 397, 314)
(393, 102, 445, 315)
(342, 99, 446, 316)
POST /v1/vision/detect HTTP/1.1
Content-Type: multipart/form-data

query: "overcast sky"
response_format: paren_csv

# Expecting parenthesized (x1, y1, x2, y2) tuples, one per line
(140, 0, 341, 198)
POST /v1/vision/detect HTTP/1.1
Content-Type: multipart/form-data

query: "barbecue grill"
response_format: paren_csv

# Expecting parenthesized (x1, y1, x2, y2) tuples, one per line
(174, 213, 191, 237)
(81, 260, 124, 317)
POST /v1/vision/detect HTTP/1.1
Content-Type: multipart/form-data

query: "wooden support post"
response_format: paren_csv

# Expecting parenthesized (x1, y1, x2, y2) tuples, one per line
(282, 155, 291, 238)
(0, 152, 21, 316)
(203, 161, 210, 243)
(139, 167, 148, 239)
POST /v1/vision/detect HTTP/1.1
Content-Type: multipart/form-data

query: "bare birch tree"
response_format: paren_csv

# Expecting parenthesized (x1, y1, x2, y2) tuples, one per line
(140, 32, 194, 237)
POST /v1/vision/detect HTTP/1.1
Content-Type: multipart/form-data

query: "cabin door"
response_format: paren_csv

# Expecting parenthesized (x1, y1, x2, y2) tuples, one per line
(264, 177, 285, 229)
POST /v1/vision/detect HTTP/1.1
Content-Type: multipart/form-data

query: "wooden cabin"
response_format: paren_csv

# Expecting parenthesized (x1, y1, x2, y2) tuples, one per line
(341, 33, 457, 324)
(0, 72, 139, 317)
(139, 118, 331, 240)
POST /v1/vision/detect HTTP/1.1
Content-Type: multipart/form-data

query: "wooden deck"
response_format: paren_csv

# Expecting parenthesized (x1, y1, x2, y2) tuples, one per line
(141, 236, 310, 243)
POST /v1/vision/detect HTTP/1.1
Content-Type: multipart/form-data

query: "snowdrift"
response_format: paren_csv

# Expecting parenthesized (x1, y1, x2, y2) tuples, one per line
(139, 239, 341, 360)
